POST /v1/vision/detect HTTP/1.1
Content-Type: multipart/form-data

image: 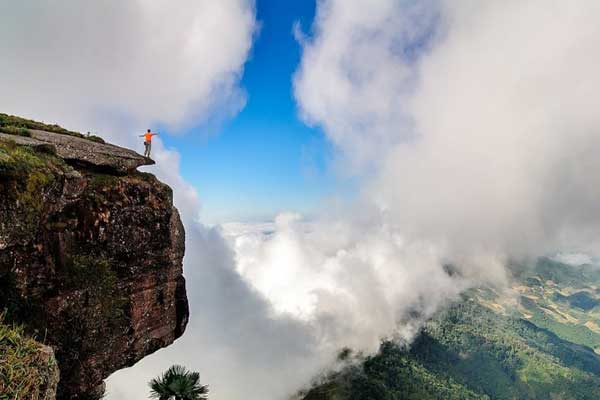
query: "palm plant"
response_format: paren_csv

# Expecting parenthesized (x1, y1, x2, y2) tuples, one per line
(149, 365, 209, 400)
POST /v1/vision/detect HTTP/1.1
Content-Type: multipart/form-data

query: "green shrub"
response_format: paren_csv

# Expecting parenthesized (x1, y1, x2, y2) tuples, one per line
(0, 140, 46, 172)
(0, 113, 105, 143)
(87, 135, 105, 144)
(0, 113, 80, 137)
(89, 172, 119, 189)
(62, 256, 127, 325)
(0, 139, 64, 174)
(0, 125, 32, 137)
(0, 313, 57, 400)
(65, 256, 115, 289)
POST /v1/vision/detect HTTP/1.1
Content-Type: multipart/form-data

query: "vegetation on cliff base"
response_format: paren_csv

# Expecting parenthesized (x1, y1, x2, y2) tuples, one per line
(0, 314, 57, 400)
(0, 113, 105, 143)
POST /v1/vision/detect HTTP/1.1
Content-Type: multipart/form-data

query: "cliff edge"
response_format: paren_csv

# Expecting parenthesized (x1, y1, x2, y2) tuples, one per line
(0, 116, 189, 399)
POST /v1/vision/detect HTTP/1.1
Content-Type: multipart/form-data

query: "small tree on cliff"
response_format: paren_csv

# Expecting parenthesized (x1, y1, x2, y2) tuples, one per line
(149, 365, 209, 400)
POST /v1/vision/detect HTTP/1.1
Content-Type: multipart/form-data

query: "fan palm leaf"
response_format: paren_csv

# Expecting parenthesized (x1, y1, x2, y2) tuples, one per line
(149, 365, 209, 400)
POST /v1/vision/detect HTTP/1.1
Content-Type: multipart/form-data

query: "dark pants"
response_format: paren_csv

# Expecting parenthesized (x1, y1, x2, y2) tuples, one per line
(144, 141, 151, 157)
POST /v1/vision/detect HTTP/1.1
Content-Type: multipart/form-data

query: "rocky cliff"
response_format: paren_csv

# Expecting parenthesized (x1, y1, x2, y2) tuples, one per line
(0, 119, 189, 399)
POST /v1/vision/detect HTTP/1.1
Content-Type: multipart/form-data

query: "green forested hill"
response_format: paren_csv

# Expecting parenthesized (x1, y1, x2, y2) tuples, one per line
(300, 259, 600, 400)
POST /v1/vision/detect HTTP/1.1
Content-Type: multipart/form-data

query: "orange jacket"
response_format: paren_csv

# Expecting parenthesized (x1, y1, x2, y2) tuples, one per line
(144, 132, 157, 142)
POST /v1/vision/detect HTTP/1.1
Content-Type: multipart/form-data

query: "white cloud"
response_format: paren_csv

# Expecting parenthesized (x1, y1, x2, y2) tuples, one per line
(0, 0, 256, 134)
(222, 213, 473, 349)
(293, 0, 438, 172)
(553, 252, 594, 267)
(294, 0, 600, 270)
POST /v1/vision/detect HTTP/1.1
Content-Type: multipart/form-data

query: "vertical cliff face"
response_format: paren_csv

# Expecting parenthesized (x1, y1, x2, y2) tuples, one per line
(0, 127, 189, 399)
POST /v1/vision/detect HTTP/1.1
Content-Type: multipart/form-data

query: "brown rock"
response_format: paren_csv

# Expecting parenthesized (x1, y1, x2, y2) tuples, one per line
(39, 344, 61, 400)
(0, 139, 188, 399)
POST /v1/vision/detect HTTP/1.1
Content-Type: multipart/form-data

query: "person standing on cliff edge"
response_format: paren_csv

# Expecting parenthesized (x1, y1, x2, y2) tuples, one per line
(140, 129, 158, 158)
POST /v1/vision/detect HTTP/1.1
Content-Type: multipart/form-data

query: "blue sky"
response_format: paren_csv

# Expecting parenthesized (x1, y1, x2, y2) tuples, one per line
(159, 0, 335, 223)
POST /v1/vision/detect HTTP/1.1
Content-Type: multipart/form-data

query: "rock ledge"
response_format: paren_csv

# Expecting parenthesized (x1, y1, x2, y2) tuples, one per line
(0, 129, 153, 173)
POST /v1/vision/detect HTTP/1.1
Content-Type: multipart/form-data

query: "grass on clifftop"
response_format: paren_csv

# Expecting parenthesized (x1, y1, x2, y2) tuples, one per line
(0, 113, 105, 143)
(0, 313, 57, 400)
(0, 139, 49, 172)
